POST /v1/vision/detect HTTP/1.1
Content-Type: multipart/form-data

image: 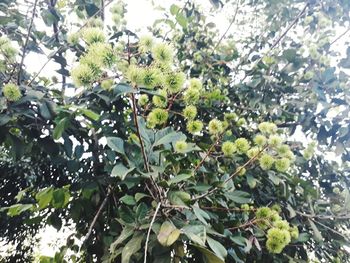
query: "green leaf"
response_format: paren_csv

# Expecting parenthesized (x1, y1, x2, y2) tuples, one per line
(157, 221, 181, 247)
(207, 236, 227, 260)
(110, 226, 134, 253)
(170, 4, 180, 16)
(182, 225, 206, 246)
(113, 83, 134, 97)
(153, 131, 186, 147)
(106, 137, 125, 155)
(111, 163, 134, 180)
(35, 187, 54, 209)
(192, 204, 210, 225)
(121, 233, 143, 263)
(224, 191, 251, 204)
(191, 244, 225, 263)
(53, 117, 69, 140)
(80, 109, 99, 121)
(7, 204, 33, 216)
(120, 195, 136, 206)
(168, 191, 191, 206)
(51, 189, 70, 208)
(176, 12, 188, 29)
(308, 219, 323, 243)
(135, 193, 149, 202)
(168, 173, 192, 185)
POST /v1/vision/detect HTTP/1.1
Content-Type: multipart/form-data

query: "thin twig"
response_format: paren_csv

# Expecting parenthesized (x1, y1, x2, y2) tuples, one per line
(267, 2, 309, 53)
(212, 0, 240, 53)
(330, 27, 350, 46)
(193, 146, 267, 201)
(84, 187, 112, 244)
(17, 0, 39, 84)
(144, 202, 161, 263)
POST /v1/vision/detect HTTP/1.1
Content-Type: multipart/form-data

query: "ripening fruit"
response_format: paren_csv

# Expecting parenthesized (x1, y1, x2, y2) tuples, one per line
(147, 108, 168, 127)
(254, 134, 267, 146)
(138, 35, 154, 53)
(266, 228, 291, 254)
(0, 37, 17, 60)
(88, 43, 116, 68)
(221, 141, 236, 157)
(189, 78, 202, 90)
(141, 67, 163, 89)
(224, 112, 237, 122)
(271, 204, 282, 214)
(256, 207, 272, 229)
(152, 89, 168, 108)
(187, 120, 203, 134)
(183, 105, 197, 120)
(183, 88, 200, 105)
(138, 94, 149, 107)
(82, 27, 105, 45)
(79, 53, 102, 77)
(126, 65, 143, 86)
(277, 144, 290, 156)
(234, 138, 250, 154)
(258, 122, 271, 134)
(256, 207, 271, 219)
(268, 135, 283, 147)
(175, 140, 188, 153)
(246, 147, 260, 158)
(273, 220, 290, 231)
(289, 226, 299, 240)
(241, 204, 250, 212)
(236, 166, 246, 176)
(71, 64, 95, 87)
(67, 32, 79, 45)
(165, 72, 186, 94)
(101, 79, 114, 91)
(2, 83, 22, 102)
(333, 187, 340, 194)
(304, 71, 314, 80)
(269, 211, 281, 223)
(208, 119, 223, 135)
(259, 154, 274, 170)
(274, 158, 291, 172)
(152, 43, 174, 66)
(236, 118, 246, 126)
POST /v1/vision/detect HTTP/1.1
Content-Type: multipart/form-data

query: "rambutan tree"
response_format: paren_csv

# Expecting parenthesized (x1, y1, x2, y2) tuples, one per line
(0, 0, 350, 262)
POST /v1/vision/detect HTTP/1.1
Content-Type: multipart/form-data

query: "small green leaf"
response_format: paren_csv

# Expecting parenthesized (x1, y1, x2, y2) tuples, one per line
(53, 117, 69, 140)
(168, 191, 191, 206)
(107, 137, 125, 155)
(7, 204, 33, 216)
(191, 244, 224, 263)
(170, 4, 180, 15)
(168, 173, 192, 185)
(121, 233, 143, 263)
(35, 187, 54, 209)
(207, 236, 227, 260)
(157, 221, 181, 247)
(80, 109, 99, 121)
(192, 204, 210, 225)
(153, 131, 186, 147)
(111, 163, 134, 180)
(308, 219, 323, 243)
(51, 188, 70, 208)
(176, 13, 187, 29)
(120, 195, 136, 206)
(110, 226, 134, 253)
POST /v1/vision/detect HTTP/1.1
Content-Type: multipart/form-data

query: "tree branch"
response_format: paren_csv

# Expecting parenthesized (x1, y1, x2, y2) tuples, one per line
(17, 0, 39, 85)
(193, 146, 267, 201)
(83, 186, 112, 244)
(144, 202, 161, 263)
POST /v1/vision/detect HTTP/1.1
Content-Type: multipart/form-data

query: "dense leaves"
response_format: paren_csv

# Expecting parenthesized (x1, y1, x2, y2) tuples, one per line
(0, 0, 350, 263)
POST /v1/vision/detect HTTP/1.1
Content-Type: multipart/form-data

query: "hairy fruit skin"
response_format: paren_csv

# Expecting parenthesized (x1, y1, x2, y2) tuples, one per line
(187, 120, 203, 134)
(208, 119, 223, 135)
(222, 141, 236, 157)
(3, 83, 21, 101)
(175, 140, 188, 153)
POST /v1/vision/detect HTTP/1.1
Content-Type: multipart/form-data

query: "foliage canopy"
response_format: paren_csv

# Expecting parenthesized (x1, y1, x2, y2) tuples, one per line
(0, 0, 350, 262)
